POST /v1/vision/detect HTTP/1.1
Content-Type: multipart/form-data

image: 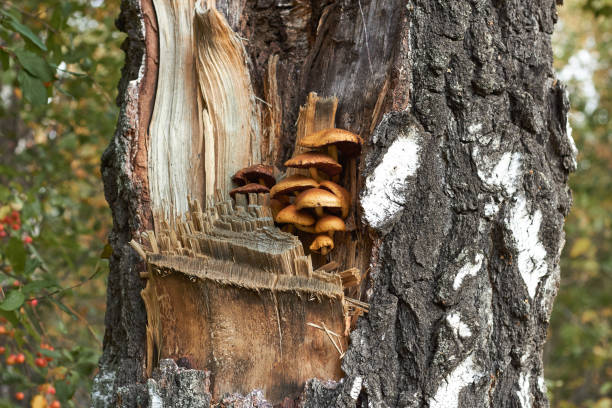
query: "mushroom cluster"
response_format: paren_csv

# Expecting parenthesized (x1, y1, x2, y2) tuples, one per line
(272, 128, 362, 256)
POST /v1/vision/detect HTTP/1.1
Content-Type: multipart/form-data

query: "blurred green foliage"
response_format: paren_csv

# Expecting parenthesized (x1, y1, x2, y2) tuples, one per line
(546, 0, 612, 407)
(0, 0, 609, 406)
(0, 0, 121, 406)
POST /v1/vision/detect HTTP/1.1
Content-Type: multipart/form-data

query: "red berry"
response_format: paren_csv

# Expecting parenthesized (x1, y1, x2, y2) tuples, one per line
(29, 299, 38, 307)
(0, 325, 6, 334)
(15, 392, 24, 401)
(0, 231, 6, 238)
(13, 280, 20, 287)
(35, 357, 47, 367)
(0, 223, 4, 230)
(0, 346, 5, 354)
(47, 385, 56, 395)
(23, 236, 32, 244)
(11, 223, 19, 230)
(16, 353, 25, 364)
(50, 401, 60, 408)
(11, 211, 19, 218)
(6, 354, 16, 365)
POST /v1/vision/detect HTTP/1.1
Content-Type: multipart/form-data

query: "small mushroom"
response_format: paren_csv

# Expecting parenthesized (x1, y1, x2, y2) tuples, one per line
(275, 204, 315, 233)
(294, 188, 342, 217)
(314, 215, 346, 238)
(270, 175, 319, 198)
(310, 234, 334, 256)
(284, 152, 342, 182)
(318, 180, 350, 218)
(232, 164, 276, 187)
(298, 128, 363, 161)
(229, 183, 269, 199)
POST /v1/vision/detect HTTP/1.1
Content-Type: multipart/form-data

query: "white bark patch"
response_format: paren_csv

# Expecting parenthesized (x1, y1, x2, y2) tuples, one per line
(453, 253, 484, 290)
(361, 135, 421, 230)
(506, 196, 548, 298)
(446, 312, 472, 339)
(430, 355, 482, 408)
(91, 369, 116, 407)
(484, 201, 499, 217)
(474, 149, 522, 196)
(350, 376, 363, 400)
(516, 372, 531, 408)
(468, 123, 482, 135)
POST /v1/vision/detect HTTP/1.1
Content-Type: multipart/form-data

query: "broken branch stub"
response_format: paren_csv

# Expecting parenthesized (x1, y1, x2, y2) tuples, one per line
(138, 195, 367, 403)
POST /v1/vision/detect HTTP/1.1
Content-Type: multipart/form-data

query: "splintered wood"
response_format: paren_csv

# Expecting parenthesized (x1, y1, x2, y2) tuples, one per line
(134, 194, 365, 403)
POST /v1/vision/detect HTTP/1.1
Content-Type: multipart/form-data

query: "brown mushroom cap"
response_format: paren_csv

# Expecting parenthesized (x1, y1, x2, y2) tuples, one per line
(319, 180, 351, 218)
(284, 152, 342, 177)
(275, 204, 315, 226)
(294, 188, 342, 215)
(231, 164, 276, 187)
(310, 234, 334, 255)
(315, 215, 346, 234)
(229, 183, 269, 198)
(270, 175, 319, 198)
(298, 128, 363, 157)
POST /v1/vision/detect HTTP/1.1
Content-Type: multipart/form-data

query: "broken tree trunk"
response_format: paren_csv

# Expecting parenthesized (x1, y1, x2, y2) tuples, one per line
(94, 0, 576, 407)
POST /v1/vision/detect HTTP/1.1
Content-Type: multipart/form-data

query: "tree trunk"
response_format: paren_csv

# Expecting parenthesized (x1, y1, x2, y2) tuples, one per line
(94, 0, 576, 406)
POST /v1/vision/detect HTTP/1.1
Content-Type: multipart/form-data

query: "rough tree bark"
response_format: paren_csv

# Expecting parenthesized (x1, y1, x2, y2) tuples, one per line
(94, 0, 576, 407)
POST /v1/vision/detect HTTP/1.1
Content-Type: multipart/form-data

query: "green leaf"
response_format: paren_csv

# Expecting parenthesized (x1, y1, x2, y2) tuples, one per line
(56, 379, 76, 401)
(0, 47, 9, 70)
(17, 70, 47, 106)
(14, 49, 54, 82)
(49, 297, 78, 320)
(0, 309, 19, 326)
(0, 290, 25, 311)
(0, 11, 47, 51)
(6, 237, 26, 274)
(39, 348, 61, 360)
(23, 257, 42, 275)
(22, 279, 56, 294)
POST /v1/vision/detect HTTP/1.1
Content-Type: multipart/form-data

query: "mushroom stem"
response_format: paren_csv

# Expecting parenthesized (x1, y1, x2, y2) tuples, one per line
(258, 177, 266, 186)
(321, 247, 330, 256)
(327, 231, 335, 239)
(315, 207, 324, 217)
(328, 145, 338, 162)
(309, 167, 321, 182)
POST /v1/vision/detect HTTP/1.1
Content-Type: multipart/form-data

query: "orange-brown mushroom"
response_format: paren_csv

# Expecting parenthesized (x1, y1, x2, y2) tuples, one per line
(298, 128, 363, 161)
(231, 164, 276, 187)
(314, 215, 346, 238)
(275, 204, 315, 233)
(294, 188, 342, 217)
(229, 183, 269, 198)
(310, 234, 334, 256)
(319, 180, 351, 218)
(284, 152, 341, 182)
(270, 175, 319, 198)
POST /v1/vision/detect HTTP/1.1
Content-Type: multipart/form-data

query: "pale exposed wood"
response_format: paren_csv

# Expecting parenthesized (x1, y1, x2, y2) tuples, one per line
(194, 3, 261, 196)
(148, 0, 202, 216)
(148, 1, 261, 216)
